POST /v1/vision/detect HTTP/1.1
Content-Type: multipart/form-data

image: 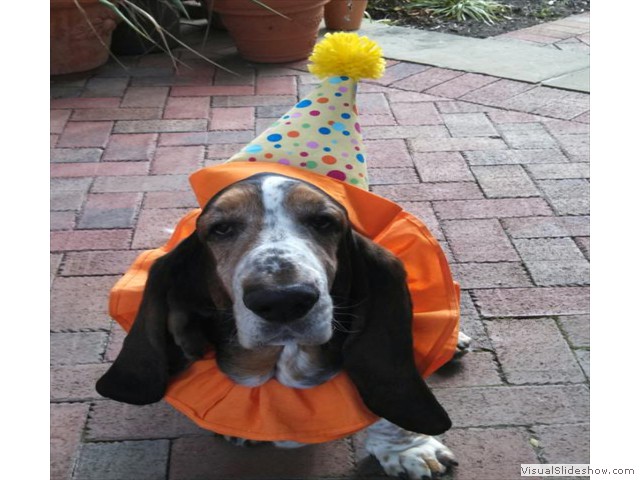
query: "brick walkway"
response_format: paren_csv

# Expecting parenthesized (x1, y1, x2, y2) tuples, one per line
(495, 12, 590, 52)
(51, 17, 590, 480)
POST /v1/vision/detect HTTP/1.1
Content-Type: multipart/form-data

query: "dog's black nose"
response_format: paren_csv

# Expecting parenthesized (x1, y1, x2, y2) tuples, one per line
(243, 284, 320, 323)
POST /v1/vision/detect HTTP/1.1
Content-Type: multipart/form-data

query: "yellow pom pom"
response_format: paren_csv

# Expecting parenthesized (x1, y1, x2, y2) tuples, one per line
(308, 32, 386, 82)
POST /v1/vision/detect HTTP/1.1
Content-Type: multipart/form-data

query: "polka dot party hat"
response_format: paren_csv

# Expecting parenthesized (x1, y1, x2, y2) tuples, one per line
(226, 32, 386, 190)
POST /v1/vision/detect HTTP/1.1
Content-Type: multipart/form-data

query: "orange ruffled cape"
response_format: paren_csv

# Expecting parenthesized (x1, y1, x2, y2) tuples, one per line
(109, 162, 460, 444)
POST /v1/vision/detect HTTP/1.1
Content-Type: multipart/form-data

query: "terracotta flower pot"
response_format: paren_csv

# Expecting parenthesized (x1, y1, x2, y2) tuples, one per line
(210, 0, 331, 63)
(324, 0, 368, 31)
(50, 0, 120, 75)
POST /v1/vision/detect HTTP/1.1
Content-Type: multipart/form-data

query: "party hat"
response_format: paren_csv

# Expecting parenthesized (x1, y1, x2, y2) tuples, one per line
(226, 32, 386, 190)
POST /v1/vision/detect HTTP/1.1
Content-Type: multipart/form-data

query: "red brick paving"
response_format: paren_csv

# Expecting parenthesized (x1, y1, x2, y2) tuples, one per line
(164, 96, 211, 119)
(441, 427, 541, 480)
(485, 318, 585, 384)
(103, 133, 158, 161)
(169, 437, 355, 479)
(415, 151, 474, 182)
(209, 106, 255, 130)
(57, 121, 114, 148)
(72, 107, 163, 121)
(51, 403, 90, 480)
(151, 145, 204, 174)
(50, 16, 589, 479)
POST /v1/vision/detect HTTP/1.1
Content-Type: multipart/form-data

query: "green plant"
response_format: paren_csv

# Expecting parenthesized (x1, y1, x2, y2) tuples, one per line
(97, 0, 219, 70)
(409, 0, 510, 24)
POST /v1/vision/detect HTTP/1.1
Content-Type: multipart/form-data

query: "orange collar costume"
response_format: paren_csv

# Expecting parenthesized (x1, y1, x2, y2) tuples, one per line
(108, 34, 460, 444)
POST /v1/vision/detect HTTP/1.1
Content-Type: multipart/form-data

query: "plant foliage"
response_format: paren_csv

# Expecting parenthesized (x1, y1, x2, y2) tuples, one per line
(409, 0, 510, 24)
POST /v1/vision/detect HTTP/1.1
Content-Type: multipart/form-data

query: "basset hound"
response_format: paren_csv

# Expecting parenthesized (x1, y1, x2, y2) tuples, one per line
(96, 173, 471, 479)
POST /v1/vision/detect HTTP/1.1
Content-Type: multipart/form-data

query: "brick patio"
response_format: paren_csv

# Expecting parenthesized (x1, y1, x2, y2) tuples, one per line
(51, 16, 589, 480)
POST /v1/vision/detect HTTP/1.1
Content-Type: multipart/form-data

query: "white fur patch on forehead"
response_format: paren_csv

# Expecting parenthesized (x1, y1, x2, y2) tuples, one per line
(259, 176, 297, 239)
(260, 176, 295, 211)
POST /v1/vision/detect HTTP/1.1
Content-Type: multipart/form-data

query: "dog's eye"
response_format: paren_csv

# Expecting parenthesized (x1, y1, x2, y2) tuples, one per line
(208, 222, 239, 239)
(307, 214, 338, 233)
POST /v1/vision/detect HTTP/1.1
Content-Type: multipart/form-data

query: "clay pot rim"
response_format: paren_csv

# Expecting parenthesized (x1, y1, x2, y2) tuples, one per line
(51, 0, 104, 6)
(211, 0, 331, 17)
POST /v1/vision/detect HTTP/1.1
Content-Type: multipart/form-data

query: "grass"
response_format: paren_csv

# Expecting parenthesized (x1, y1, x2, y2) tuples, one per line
(408, 0, 510, 24)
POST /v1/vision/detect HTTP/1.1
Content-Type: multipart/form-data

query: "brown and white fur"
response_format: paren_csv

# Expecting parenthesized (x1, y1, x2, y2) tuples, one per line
(96, 173, 471, 479)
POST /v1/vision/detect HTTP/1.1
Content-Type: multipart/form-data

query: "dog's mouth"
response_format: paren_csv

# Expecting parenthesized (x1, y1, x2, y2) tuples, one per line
(234, 294, 334, 349)
(257, 320, 333, 347)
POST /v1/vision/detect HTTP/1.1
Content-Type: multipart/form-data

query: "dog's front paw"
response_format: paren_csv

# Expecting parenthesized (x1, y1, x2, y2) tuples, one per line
(220, 435, 265, 447)
(369, 435, 457, 479)
(454, 331, 472, 358)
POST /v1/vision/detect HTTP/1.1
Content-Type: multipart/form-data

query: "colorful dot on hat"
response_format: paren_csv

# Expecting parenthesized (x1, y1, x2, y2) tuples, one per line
(322, 155, 337, 165)
(306, 161, 318, 169)
(339, 86, 348, 93)
(319, 127, 331, 135)
(279, 159, 290, 165)
(307, 141, 319, 149)
(346, 164, 353, 170)
(356, 153, 365, 163)
(248, 157, 257, 162)
(328, 106, 336, 111)
(296, 99, 312, 108)
(274, 144, 282, 148)
(341, 113, 351, 119)
(310, 110, 321, 116)
(245, 144, 262, 153)
(265, 153, 273, 159)
(350, 178, 360, 185)
(317, 97, 329, 103)
(323, 147, 331, 152)
(354, 123, 361, 133)
(291, 112, 302, 118)
(300, 151, 309, 157)
(327, 170, 347, 181)
(267, 133, 282, 142)
(302, 123, 311, 128)
(335, 93, 343, 97)
(287, 131, 300, 138)
(329, 76, 344, 84)
(332, 122, 345, 131)
(342, 130, 351, 136)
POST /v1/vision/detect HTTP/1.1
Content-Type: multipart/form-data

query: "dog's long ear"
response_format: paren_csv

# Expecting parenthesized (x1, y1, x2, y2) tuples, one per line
(339, 230, 452, 435)
(96, 233, 213, 405)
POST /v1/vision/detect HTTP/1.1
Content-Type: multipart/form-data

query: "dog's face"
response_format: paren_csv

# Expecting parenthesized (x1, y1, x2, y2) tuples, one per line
(196, 175, 348, 349)
(96, 172, 452, 437)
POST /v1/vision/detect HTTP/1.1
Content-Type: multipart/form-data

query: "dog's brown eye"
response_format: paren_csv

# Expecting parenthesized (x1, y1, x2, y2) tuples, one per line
(308, 214, 338, 232)
(209, 222, 238, 239)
